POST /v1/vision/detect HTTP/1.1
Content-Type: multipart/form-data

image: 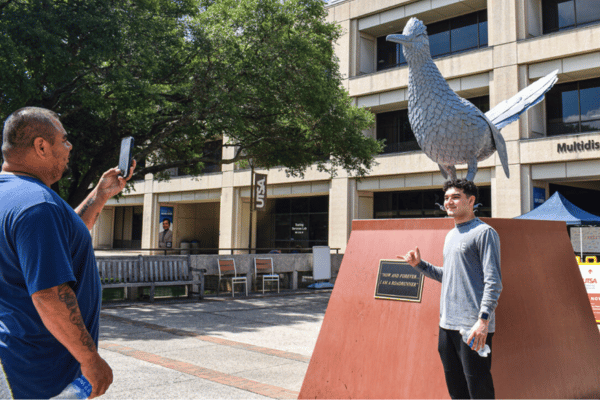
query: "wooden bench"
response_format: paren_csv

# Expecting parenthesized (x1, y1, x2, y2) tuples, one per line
(96, 255, 205, 302)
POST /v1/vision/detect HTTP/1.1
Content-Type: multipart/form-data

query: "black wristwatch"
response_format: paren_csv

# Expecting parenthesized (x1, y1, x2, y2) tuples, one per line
(479, 312, 489, 321)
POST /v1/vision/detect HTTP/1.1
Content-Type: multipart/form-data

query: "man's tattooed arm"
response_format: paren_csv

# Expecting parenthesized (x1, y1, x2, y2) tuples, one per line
(32, 283, 113, 396)
(31, 283, 97, 358)
(56, 283, 96, 352)
(75, 195, 101, 230)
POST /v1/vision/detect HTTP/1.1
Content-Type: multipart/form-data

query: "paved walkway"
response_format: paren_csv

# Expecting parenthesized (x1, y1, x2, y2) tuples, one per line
(98, 291, 330, 399)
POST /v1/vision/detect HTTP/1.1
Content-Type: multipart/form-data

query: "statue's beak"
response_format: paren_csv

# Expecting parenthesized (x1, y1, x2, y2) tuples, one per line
(386, 34, 412, 45)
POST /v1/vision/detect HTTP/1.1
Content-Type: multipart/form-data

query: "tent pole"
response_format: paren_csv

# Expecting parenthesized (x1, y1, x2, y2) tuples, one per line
(580, 226, 583, 260)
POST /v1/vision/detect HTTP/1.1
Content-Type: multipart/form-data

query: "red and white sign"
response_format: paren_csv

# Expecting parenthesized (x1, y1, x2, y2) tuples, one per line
(578, 258, 600, 323)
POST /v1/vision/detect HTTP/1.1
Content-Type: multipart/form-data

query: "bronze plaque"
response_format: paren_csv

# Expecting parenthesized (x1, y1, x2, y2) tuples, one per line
(374, 260, 424, 302)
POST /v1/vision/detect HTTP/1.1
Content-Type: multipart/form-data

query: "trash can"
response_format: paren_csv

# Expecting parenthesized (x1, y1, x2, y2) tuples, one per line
(180, 241, 190, 255)
(190, 240, 199, 255)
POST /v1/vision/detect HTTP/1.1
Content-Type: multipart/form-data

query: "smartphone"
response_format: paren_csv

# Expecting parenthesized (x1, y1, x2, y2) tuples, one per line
(118, 136, 134, 178)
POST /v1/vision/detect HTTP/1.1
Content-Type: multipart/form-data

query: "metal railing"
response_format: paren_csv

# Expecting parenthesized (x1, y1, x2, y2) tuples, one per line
(95, 247, 342, 256)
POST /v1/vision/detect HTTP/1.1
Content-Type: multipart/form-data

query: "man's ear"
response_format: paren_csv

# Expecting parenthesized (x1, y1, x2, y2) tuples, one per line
(468, 195, 476, 207)
(32, 137, 49, 158)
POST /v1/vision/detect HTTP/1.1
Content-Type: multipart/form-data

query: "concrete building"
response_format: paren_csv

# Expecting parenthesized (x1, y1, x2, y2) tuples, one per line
(93, 0, 600, 255)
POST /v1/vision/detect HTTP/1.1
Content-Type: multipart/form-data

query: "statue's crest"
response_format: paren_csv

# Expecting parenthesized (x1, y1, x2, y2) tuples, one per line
(403, 17, 427, 36)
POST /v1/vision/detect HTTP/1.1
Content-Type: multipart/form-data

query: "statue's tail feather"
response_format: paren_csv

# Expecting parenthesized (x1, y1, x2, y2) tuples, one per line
(479, 114, 510, 179)
(486, 70, 559, 130)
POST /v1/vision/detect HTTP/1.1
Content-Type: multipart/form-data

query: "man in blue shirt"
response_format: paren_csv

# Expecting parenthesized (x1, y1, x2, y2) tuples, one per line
(0, 107, 135, 398)
(399, 179, 502, 399)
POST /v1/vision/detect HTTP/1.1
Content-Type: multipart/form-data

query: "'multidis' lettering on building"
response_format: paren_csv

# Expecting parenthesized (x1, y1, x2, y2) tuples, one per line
(557, 139, 600, 153)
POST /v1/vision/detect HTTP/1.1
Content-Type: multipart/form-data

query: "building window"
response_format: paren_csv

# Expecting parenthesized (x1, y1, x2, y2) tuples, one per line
(376, 10, 487, 72)
(374, 188, 492, 219)
(272, 196, 328, 251)
(542, 0, 600, 34)
(376, 109, 420, 154)
(546, 77, 600, 136)
(377, 96, 489, 155)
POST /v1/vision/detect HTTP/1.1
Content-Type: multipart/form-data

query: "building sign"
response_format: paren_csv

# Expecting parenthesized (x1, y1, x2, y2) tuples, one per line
(159, 206, 174, 248)
(577, 256, 600, 323)
(254, 173, 267, 211)
(557, 139, 600, 154)
(571, 227, 600, 254)
(292, 222, 308, 235)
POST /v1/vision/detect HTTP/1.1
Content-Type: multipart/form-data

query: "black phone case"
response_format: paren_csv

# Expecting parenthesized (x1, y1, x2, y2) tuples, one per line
(118, 137, 134, 178)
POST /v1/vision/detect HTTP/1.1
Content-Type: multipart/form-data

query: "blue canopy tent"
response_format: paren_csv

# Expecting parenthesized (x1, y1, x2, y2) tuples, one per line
(515, 191, 600, 258)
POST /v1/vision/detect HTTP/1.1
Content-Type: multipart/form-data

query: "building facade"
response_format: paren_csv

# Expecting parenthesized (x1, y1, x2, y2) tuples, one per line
(93, 0, 600, 254)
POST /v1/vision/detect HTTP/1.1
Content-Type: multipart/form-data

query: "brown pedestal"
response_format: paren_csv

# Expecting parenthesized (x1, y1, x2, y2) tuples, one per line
(299, 218, 600, 399)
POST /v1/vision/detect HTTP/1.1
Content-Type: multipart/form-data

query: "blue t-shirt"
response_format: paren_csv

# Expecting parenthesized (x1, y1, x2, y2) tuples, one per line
(0, 174, 102, 399)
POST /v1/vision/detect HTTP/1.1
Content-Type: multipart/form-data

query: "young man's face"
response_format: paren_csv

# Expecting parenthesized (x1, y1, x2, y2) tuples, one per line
(444, 187, 475, 221)
(162, 220, 170, 231)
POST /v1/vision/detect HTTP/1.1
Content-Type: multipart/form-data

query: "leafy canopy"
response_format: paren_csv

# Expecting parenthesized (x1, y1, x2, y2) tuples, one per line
(0, 0, 380, 206)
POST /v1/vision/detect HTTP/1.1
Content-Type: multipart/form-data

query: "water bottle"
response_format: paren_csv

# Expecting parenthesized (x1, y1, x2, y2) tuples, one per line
(459, 328, 491, 357)
(51, 375, 92, 399)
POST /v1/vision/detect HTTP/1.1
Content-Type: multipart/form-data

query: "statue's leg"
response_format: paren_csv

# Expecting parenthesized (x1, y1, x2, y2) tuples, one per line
(466, 159, 478, 181)
(439, 164, 457, 181)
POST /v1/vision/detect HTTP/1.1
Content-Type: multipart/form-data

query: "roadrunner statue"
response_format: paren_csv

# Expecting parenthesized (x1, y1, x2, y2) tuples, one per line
(387, 18, 558, 181)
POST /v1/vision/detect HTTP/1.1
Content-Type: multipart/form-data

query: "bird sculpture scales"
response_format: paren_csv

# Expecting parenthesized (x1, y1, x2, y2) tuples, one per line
(387, 18, 558, 181)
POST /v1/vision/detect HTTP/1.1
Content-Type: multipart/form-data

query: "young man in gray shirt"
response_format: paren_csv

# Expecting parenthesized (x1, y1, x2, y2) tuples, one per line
(399, 179, 502, 399)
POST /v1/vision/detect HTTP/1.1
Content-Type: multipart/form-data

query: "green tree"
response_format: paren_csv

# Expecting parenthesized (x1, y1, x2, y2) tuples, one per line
(0, 0, 380, 207)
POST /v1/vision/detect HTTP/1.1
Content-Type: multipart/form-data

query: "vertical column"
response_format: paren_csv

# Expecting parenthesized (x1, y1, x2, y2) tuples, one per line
(218, 142, 240, 254)
(488, 0, 527, 218)
(141, 173, 158, 250)
(329, 176, 356, 253)
(490, 65, 525, 218)
(520, 164, 534, 213)
(487, 0, 518, 47)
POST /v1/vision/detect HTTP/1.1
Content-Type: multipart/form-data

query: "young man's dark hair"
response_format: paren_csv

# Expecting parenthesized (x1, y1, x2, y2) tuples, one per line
(443, 179, 478, 203)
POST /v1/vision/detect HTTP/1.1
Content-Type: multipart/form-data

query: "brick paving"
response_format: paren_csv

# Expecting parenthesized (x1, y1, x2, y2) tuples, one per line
(101, 313, 311, 363)
(99, 342, 300, 399)
(97, 291, 330, 399)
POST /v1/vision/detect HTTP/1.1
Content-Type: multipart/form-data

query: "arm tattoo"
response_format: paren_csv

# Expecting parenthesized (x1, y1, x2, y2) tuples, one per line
(56, 283, 97, 353)
(76, 196, 95, 219)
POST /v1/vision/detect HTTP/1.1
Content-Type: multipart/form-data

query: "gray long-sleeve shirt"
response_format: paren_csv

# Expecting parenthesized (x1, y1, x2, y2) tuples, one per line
(413, 218, 502, 332)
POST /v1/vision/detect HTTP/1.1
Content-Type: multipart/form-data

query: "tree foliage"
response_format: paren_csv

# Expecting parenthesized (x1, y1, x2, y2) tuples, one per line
(0, 0, 380, 206)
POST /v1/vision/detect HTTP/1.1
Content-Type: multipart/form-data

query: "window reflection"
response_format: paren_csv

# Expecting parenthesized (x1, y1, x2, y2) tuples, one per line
(450, 13, 479, 53)
(376, 10, 487, 72)
(428, 24, 451, 57)
(546, 77, 600, 136)
(542, 0, 600, 33)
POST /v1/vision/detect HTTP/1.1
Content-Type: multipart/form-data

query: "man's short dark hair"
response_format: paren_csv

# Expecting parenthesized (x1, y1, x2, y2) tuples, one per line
(443, 179, 478, 202)
(162, 218, 171, 225)
(2, 107, 59, 158)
